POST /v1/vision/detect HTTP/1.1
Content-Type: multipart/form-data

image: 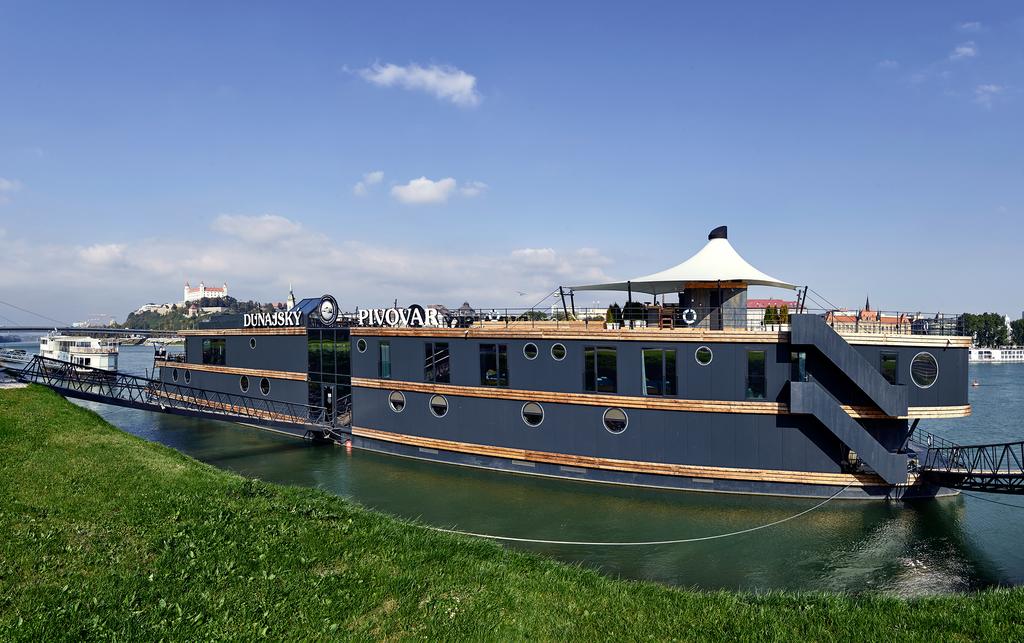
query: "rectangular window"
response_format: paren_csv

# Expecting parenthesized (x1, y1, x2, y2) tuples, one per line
(201, 338, 226, 365)
(424, 342, 451, 383)
(642, 349, 677, 396)
(746, 350, 766, 400)
(880, 351, 898, 385)
(479, 344, 508, 387)
(321, 334, 336, 374)
(378, 341, 391, 379)
(790, 351, 807, 383)
(584, 346, 618, 393)
(307, 331, 321, 373)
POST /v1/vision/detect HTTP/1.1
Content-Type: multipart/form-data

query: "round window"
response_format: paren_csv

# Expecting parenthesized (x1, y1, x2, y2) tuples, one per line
(429, 394, 448, 418)
(183, 370, 191, 384)
(260, 377, 271, 396)
(523, 343, 539, 360)
(603, 407, 628, 434)
(551, 343, 566, 361)
(356, 338, 367, 353)
(388, 390, 406, 413)
(911, 352, 938, 389)
(239, 375, 249, 393)
(521, 402, 544, 427)
(171, 368, 178, 382)
(249, 337, 257, 350)
(695, 346, 713, 366)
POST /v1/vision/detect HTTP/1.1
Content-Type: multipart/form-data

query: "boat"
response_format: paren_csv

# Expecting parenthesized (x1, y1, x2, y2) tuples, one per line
(118, 334, 147, 346)
(969, 347, 1024, 363)
(150, 226, 972, 500)
(0, 347, 31, 368)
(39, 332, 119, 372)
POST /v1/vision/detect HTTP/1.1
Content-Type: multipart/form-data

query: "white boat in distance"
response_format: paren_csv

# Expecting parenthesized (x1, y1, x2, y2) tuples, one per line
(39, 332, 119, 372)
(969, 347, 1024, 363)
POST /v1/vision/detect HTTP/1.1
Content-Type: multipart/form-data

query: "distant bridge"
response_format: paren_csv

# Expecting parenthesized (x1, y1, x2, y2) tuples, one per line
(0, 326, 180, 338)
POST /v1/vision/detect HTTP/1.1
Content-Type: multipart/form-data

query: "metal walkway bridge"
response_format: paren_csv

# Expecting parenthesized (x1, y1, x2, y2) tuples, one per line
(910, 428, 1024, 494)
(8, 356, 351, 441)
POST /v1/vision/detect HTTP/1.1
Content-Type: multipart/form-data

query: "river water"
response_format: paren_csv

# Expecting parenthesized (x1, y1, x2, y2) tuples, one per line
(8, 342, 1024, 595)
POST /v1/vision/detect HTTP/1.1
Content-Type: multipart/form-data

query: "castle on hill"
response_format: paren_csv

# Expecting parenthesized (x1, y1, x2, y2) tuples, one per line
(183, 281, 228, 304)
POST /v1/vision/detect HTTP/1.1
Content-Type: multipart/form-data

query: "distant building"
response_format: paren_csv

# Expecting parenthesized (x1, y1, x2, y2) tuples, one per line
(747, 298, 798, 329)
(824, 297, 911, 333)
(287, 284, 296, 311)
(183, 281, 228, 304)
(135, 303, 172, 316)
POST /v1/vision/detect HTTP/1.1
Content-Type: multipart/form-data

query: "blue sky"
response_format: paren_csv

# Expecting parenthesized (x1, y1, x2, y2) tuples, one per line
(1, 1, 1021, 324)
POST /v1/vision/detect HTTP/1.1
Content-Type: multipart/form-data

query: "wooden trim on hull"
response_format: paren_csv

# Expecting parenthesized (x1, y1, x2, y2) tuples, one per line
(352, 377, 972, 419)
(351, 426, 888, 487)
(179, 327, 307, 336)
(154, 359, 307, 381)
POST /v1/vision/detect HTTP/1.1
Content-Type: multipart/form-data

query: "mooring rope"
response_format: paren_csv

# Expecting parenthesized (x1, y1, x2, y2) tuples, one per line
(423, 483, 853, 546)
(957, 489, 1024, 510)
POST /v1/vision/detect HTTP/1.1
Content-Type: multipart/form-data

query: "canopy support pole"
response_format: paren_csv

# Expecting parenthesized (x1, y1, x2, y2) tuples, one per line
(627, 281, 632, 304)
(558, 287, 569, 320)
(569, 291, 576, 318)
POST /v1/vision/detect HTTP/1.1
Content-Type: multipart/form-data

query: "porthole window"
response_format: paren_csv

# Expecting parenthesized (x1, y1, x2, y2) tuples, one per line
(388, 390, 406, 413)
(239, 375, 249, 393)
(911, 352, 938, 389)
(429, 394, 448, 418)
(695, 346, 713, 366)
(551, 343, 566, 361)
(260, 377, 271, 396)
(603, 407, 628, 434)
(523, 343, 539, 360)
(521, 402, 544, 427)
(356, 338, 367, 353)
(184, 370, 191, 384)
(172, 368, 179, 382)
(249, 337, 257, 350)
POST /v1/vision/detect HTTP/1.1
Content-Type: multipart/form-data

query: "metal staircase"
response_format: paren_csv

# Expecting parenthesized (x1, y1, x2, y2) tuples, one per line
(790, 314, 908, 417)
(790, 381, 908, 485)
(11, 356, 347, 438)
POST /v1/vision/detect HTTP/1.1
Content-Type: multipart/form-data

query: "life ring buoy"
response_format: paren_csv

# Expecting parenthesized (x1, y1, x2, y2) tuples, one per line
(682, 308, 697, 325)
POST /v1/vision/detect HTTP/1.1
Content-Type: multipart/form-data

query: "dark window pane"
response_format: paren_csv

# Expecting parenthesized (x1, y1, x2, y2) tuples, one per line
(425, 342, 451, 383)
(791, 351, 807, 383)
(584, 347, 596, 391)
(479, 344, 507, 387)
(643, 349, 664, 396)
(202, 338, 226, 365)
(336, 333, 351, 377)
(746, 350, 766, 400)
(321, 335, 336, 374)
(880, 352, 898, 385)
(665, 350, 677, 395)
(308, 332, 321, 373)
(596, 348, 617, 393)
(379, 341, 391, 379)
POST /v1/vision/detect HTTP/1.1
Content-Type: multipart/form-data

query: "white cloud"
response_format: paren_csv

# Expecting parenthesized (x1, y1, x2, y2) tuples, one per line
(357, 62, 481, 107)
(0, 177, 22, 205)
(959, 21, 982, 32)
(877, 59, 900, 70)
(210, 213, 305, 244)
(974, 84, 1004, 108)
(950, 41, 977, 61)
(459, 180, 488, 197)
(0, 214, 613, 322)
(391, 176, 457, 204)
(353, 170, 384, 197)
(78, 243, 126, 266)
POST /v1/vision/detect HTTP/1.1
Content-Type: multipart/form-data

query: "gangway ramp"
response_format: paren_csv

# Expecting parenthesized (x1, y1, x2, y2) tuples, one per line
(9, 356, 349, 440)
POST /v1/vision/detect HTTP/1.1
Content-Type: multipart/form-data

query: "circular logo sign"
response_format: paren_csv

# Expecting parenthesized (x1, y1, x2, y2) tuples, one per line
(317, 295, 338, 326)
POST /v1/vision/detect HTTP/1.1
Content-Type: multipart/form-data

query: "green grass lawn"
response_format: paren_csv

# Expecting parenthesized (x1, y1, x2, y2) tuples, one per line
(2, 384, 1023, 641)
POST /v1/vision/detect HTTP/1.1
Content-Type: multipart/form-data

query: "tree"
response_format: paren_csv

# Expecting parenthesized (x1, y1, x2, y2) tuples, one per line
(780, 304, 790, 323)
(962, 312, 1009, 347)
(763, 305, 778, 325)
(1011, 318, 1024, 347)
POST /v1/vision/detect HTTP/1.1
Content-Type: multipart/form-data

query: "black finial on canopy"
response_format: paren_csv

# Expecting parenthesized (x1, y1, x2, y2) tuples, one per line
(708, 225, 728, 240)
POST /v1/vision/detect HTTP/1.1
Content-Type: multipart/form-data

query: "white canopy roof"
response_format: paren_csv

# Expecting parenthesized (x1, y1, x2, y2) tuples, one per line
(571, 226, 796, 294)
